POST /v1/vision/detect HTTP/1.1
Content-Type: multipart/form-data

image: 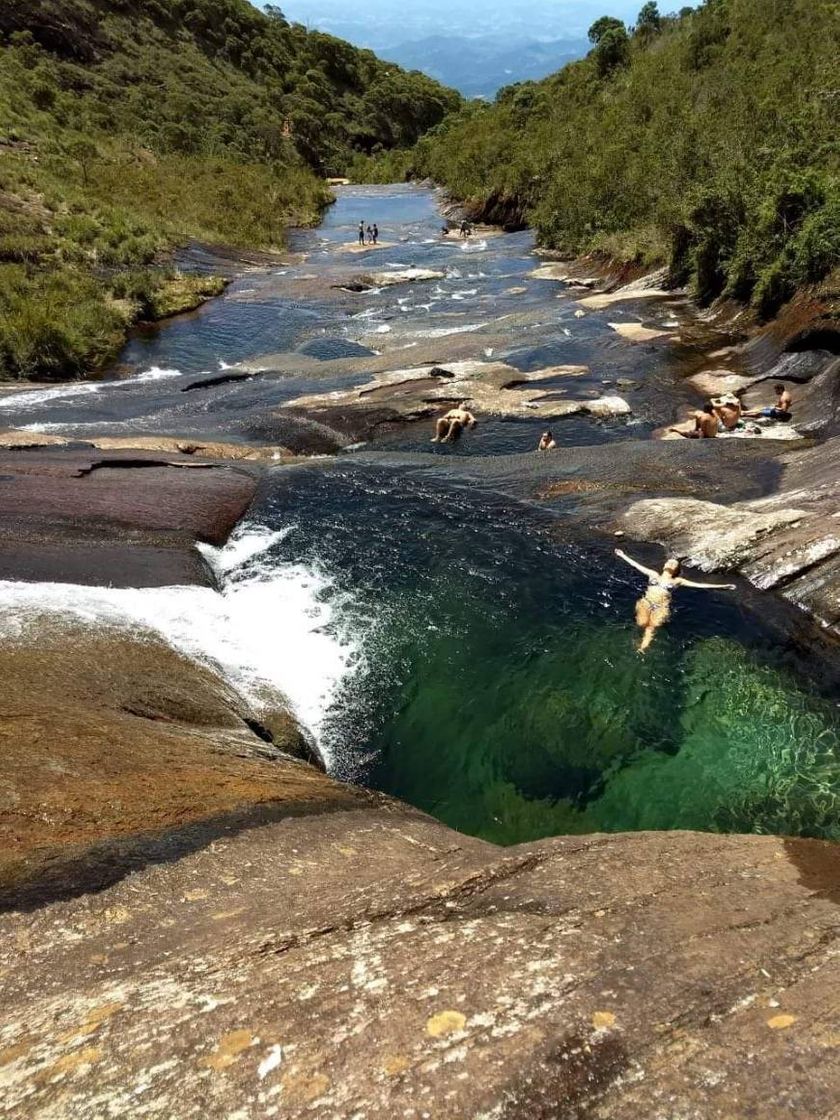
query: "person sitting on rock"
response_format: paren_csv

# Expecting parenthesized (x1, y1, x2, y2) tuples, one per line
(743, 383, 792, 422)
(711, 393, 742, 431)
(538, 430, 557, 451)
(441, 225, 450, 237)
(670, 401, 718, 439)
(615, 549, 736, 654)
(431, 404, 477, 443)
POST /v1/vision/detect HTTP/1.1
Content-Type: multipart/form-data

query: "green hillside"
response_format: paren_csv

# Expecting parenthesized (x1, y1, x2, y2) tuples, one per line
(395, 0, 839, 318)
(0, 0, 460, 380)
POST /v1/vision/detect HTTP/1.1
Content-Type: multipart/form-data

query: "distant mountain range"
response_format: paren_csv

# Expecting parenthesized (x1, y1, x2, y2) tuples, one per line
(380, 35, 589, 98)
(275, 0, 637, 97)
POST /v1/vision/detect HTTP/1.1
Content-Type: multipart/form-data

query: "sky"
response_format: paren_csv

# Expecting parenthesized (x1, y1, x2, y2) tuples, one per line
(269, 1, 650, 50)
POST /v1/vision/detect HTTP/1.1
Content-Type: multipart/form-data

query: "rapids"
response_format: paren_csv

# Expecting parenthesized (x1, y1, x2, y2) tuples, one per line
(2, 184, 838, 843)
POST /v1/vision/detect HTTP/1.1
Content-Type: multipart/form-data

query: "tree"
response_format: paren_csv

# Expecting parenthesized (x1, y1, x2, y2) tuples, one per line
(594, 25, 631, 76)
(65, 137, 98, 185)
(588, 16, 625, 44)
(636, 2, 662, 40)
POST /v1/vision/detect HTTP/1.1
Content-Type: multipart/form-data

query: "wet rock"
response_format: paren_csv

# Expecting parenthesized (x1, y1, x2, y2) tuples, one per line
(608, 321, 673, 343)
(362, 267, 443, 288)
(181, 371, 254, 392)
(0, 447, 261, 584)
(621, 497, 808, 569)
(577, 268, 672, 310)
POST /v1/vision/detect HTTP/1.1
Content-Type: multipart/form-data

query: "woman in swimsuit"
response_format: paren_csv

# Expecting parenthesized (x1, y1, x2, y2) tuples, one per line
(615, 549, 736, 653)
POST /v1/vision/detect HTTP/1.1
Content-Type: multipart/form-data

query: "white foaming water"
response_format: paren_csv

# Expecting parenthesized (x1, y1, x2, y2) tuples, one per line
(410, 323, 487, 339)
(0, 524, 362, 764)
(461, 239, 488, 253)
(134, 366, 183, 382)
(0, 382, 102, 410)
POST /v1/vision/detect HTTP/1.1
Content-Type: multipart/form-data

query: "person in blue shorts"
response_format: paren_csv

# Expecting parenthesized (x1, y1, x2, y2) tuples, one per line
(744, 383, 792, 421)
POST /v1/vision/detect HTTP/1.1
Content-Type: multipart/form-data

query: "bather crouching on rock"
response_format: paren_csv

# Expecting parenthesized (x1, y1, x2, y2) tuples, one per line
(431, 404, 477, 444)
(668, 401, 719, 439)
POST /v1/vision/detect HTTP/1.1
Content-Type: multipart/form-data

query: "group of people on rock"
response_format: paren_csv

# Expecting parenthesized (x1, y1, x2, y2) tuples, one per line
(670, 383, 793, 439)
(357, 221, 379, 246)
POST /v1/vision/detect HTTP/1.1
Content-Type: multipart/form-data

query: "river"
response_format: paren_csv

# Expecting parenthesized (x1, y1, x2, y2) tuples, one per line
(1, 184, 838, 844)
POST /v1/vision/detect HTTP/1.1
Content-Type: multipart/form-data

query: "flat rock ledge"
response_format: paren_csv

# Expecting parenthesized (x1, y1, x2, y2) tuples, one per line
(283, 359, 629, 442)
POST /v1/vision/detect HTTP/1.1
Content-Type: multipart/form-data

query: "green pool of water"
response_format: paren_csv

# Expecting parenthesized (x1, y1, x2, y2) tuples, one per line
(261, 464, 840, 845)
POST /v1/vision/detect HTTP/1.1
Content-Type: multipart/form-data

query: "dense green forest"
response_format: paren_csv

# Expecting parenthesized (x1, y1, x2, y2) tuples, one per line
(365, 0, 839, 319)
(0, 0, 460, 379)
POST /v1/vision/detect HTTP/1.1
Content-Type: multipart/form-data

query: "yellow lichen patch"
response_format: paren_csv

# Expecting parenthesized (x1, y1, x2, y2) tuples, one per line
(59, 1002, 123, 1043)
(51, 1047, 103, 1075)
(183, 889, 209, 902)
(202, 1029, 255, 1071)
(767, 1014, 798, 1030)
(212, 908, 247, 921)
(101, 906, 131, 925)
(281, 1070, 331, 1103)
(85, 1002, 123, 1026)
(0, 1039, 33, 1068)
(59, 1023, 98, 1044)
(592, 1011, 617, 1030)
(426, 1010, 467, 1038)
(383, 1054, 410, 1076)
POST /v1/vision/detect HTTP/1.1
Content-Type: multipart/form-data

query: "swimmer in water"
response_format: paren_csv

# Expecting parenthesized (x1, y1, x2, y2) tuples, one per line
(538, 430, 557, 451)
(431, 404, 477, 443)
(615, 549, 736, 653)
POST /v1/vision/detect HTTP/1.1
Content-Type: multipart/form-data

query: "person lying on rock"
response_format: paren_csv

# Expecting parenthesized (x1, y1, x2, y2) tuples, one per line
(669, 401, 718, 439)
(615, 549, 736, 654)
(431, 404, 477, 443)
(538, 430, 557, 451)
(743, 383, 792, 422)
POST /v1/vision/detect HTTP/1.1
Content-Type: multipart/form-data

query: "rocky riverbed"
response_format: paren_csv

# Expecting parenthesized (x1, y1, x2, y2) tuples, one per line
(0, 184, 837, 1116)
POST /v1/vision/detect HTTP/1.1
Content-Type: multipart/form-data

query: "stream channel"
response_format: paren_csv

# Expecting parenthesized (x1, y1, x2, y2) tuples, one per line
(2, 184, 839, 844)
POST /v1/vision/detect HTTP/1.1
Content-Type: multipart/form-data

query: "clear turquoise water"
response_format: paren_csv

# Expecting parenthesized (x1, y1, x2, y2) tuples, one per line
(259, 464, 840, 845)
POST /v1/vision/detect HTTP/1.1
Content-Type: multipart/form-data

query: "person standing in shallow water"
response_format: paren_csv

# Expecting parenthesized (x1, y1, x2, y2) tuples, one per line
(614, 549, 736, 653)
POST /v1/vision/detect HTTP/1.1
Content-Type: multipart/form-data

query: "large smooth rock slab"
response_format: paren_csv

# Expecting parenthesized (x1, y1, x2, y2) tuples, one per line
(0, 623, 334, 908)
(0, 807, 836, 1118)
(0, 448, 261, 585)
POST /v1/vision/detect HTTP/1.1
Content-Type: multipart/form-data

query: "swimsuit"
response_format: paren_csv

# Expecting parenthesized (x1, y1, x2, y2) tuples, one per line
(641, 576, 670, 615)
